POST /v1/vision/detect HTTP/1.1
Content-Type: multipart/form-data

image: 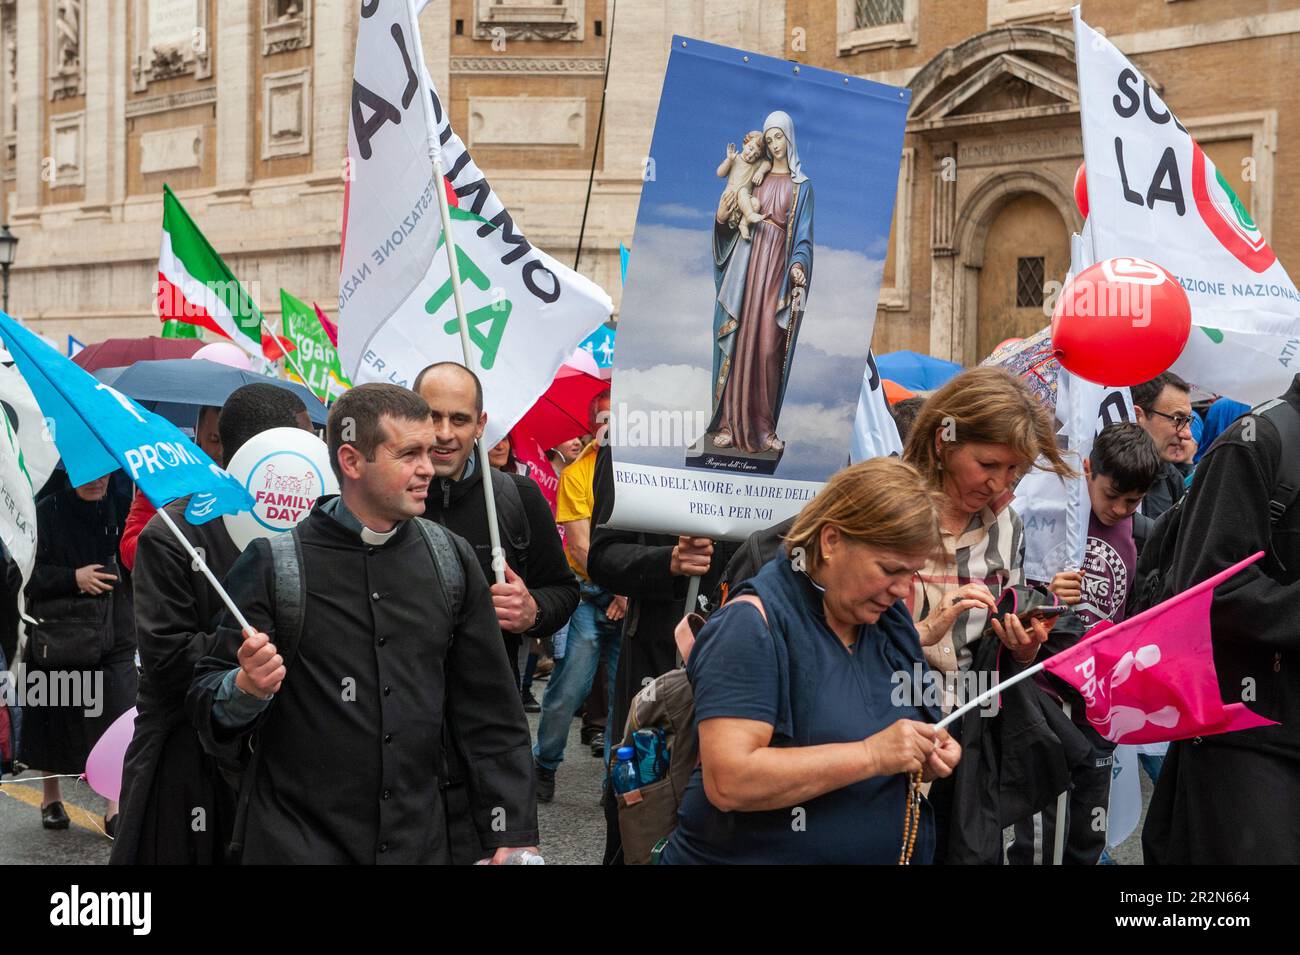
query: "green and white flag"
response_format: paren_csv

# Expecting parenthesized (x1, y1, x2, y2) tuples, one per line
(280, 290, 349, 401)
(339, 0, 611, 447)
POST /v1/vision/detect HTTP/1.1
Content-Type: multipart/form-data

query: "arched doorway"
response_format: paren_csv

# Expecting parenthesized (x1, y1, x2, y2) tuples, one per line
(975, 193, 1070, 360)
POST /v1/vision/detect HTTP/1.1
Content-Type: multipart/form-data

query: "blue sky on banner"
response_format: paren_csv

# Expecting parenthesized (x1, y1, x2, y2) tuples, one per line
(0, 312, 253, 523)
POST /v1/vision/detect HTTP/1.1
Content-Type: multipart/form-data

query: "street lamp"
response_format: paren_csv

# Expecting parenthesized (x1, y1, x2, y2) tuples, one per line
(0, 224, 17, 315)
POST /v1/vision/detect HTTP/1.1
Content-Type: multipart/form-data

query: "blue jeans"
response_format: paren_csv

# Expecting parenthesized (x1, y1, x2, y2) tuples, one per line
(533, 581, 621, 772)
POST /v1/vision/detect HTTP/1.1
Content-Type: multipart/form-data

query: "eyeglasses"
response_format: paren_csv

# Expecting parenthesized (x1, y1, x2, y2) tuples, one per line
(1146, 409, 1193, 433)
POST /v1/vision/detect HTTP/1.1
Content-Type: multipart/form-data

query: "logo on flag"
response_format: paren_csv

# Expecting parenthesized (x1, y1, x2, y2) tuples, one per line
(1191, 142, 1276, 272)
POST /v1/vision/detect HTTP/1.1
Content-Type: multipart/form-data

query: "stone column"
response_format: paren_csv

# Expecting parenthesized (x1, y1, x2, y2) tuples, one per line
(420, 0, 450, 108)
(109, 0, 127, 205)
(928, 142, 958, 361)
(80, 0, 111, 215)
(311, 0, 354, 181)
(215, 0, 254, 196)
(12, 0, 40, 218)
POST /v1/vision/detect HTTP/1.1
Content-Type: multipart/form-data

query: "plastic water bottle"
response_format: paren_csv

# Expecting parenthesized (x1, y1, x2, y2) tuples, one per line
(475, 849, 544, 865)
(611, 745, 642, 796)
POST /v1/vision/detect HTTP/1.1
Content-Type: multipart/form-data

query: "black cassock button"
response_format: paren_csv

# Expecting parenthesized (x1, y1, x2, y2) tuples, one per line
(378, 636, 387, 647)
(379, 842, 388, 853)
(384, 685, 392, 696)
(385, 733, 393, 744)
(371, 591, 381, 601)
(382, 789, 392, 800)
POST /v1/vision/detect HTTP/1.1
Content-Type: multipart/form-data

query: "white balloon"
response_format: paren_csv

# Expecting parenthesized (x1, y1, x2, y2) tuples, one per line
(222, 427, 338, 551)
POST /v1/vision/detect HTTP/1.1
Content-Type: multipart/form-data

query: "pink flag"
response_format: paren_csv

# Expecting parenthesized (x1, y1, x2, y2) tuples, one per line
(510, 426, 559, 516)
(313, 302, 339, 348)
(1043, 553, 1277, 744)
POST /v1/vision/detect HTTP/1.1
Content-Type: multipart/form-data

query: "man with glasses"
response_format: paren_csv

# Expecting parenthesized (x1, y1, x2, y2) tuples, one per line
(1131, 372, 1194, 519)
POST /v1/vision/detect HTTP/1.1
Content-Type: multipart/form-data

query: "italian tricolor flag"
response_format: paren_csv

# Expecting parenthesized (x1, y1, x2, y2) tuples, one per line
(156, 184, 293, 361)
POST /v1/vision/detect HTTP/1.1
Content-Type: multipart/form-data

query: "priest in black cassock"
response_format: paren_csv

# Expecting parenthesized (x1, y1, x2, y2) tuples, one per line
(188, 383, 538, 864)
(111, 384, 312, 864)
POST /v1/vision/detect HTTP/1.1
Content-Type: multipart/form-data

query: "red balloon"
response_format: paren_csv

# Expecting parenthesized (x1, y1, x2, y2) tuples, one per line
(1051, 257, 1191, 387)
(1073, 162, 1088, 218)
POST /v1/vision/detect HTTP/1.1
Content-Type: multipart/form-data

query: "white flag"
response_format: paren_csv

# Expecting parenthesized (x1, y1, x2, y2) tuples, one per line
(850, 350, 903, 462)
(1074, 9, 1300, 404)
(338, 0, 443, 375)
(340, 6, 612, 447)
(0, 365, 39, 581)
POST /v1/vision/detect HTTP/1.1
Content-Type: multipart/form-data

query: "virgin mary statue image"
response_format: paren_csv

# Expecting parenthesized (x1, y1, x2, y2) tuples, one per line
(706, 109, 814, 455)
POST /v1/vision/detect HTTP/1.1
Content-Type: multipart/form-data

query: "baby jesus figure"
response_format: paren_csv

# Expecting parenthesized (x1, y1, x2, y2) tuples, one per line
(715, 130, 771, 241)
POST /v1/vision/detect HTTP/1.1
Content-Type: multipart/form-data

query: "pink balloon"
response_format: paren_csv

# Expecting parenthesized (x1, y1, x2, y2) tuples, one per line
(84, 706, 137, 802)
(193, 341, 252, 370)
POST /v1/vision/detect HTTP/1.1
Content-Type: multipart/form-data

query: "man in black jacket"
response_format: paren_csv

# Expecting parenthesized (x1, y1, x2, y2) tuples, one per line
(1142, 375, 1300, 864)
(587, 443, 737, 863)
(189, 384, 537, 863)
(1131, 372, 1194, 519)
(112, 384, 310, 865)
(414, 362, 578, 679)
(415, 362, 577, 862)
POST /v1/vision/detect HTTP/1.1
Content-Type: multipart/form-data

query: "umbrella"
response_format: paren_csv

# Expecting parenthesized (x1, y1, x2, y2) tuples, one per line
(95, 359, 328, 427)
(71, 336, 205, 372)
(512, 365, 610, 451)
(875, 350, 963, 391)
(980, 326, 1059, 408)
(882, 379, 916, 405)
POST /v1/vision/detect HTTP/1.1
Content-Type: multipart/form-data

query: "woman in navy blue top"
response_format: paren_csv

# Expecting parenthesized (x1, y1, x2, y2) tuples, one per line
(661, 458, 964, 864)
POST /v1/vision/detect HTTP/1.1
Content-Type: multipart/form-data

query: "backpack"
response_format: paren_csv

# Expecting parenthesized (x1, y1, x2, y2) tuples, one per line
(613, 594, 767, 865)
(225, 517, 465, 862)
(1131, 400, 1300, 616)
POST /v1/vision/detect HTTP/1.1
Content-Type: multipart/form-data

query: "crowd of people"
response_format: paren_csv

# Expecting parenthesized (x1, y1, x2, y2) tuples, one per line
(1, 355, 1295, 866)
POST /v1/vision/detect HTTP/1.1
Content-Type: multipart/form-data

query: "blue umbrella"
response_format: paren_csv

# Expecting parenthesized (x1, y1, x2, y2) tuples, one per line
(874, 350, 964, 391)
(95, 359, 328, 427)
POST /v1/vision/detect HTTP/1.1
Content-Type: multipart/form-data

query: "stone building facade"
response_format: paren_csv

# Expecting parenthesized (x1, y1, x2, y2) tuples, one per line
(1, 0, 1297, 366)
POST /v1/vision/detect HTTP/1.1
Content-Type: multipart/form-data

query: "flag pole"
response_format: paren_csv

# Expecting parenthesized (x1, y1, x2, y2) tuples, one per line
(934, 659, 1047, 731)
(154, 505, 254, 635)
(412, 0, 506, 586)
(273, 317, 322, 403)
(1051, 700, 1071, 865)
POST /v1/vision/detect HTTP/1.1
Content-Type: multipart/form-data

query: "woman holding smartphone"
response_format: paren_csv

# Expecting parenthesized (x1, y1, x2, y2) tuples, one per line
(901, 368, 1076, 686)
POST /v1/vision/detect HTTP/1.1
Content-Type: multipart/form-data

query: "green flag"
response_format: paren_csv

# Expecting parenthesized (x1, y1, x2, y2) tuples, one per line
(160, 319, 201, 340)
(280, 290, 348, 400)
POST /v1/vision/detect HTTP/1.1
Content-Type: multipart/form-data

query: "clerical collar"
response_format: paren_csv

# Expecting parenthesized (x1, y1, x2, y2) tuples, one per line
(324, 496, 401, 545)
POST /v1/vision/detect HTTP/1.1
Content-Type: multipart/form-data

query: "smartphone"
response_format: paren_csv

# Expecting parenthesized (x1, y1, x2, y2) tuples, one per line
(1018, 605, 1066, 625)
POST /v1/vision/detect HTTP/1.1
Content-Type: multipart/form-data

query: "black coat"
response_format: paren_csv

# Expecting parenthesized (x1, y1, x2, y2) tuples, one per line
(927, 618, 1096, 865)
(422, 460, 578, 641)
(110, 497, 240, 865)
(187, 503, 537, 864)
(19, 485, 136, 775)
(1163, 377, 1300, 758)
(587, 445, 738, 745)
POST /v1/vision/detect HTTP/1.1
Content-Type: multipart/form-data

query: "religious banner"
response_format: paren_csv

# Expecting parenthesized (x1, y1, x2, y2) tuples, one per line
(607, 37, 908, 539)
(1074, 9, 1300, 404)
(851, 350, 903, 463)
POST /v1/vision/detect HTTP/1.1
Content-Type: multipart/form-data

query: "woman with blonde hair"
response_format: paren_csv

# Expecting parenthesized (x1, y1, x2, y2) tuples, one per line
(661, 458, 961, 864)
(902, 366, 1075, 680)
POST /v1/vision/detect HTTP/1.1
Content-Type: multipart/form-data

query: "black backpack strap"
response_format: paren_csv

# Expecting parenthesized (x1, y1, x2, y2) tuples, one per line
(488, 468, 531, 556)
(229, 530, 307, 862)
(1255, 400, 1300, 527)
(414, 517, 466, 624)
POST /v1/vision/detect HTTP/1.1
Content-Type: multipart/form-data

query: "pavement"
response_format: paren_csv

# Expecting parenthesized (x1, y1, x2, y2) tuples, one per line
(0, 684, 1151, 865)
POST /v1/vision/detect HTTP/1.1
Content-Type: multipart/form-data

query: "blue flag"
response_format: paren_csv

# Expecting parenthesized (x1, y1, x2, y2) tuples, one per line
(0, 312, 253, 523)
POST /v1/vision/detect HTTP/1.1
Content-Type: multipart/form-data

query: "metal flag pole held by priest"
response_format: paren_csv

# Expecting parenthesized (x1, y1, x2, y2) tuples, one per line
(0, 311, 258, 634)
(408, 4, 507, 585)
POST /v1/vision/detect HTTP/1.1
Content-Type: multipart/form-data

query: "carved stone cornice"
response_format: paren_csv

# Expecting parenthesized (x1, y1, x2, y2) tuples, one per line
(125, 86, 217, 118)
(450, 56, 605, 76)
